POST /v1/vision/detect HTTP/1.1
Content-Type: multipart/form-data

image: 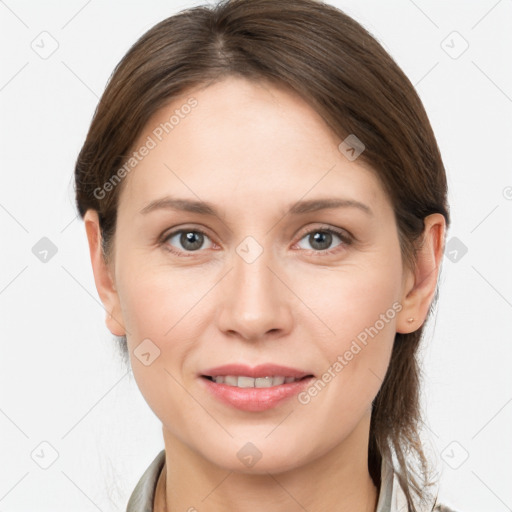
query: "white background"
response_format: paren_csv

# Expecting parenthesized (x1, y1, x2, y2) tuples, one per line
(1, 1, 511, 511)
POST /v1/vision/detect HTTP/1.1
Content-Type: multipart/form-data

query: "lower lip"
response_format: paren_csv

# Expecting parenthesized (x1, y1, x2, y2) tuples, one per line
(200, 376, 315, 412)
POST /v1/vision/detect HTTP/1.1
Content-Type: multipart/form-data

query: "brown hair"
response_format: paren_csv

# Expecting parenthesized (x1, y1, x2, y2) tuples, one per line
(74, 0, 450, 508)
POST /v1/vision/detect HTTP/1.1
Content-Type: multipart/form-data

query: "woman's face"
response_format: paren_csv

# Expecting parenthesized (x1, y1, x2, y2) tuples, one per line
(96, 76, 416, 473)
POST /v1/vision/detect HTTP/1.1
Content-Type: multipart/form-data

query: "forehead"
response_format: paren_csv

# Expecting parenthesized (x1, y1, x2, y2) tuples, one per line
(118, 76, 386, 217)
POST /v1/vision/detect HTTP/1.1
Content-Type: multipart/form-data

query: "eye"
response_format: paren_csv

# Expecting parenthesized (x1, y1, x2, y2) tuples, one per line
(295, 226, 352, 254)
(160, 225, 353, 257)
(163, 228, 214, 254)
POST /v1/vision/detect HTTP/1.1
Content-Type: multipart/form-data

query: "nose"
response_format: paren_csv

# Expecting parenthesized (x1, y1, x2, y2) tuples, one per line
(216, 240, 294, 342)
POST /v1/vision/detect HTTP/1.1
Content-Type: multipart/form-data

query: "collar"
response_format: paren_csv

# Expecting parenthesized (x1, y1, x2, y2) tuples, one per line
(126, 450, 165, 512)
(375, 455, 409, 512)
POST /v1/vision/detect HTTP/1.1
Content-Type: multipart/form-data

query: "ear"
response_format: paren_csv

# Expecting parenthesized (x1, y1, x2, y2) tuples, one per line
(83, 209, 126, 336)
(396, 213, 446, 334)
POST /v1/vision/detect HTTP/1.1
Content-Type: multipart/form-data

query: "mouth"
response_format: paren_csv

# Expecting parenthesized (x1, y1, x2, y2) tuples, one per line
(201, 374, 314, 388)
(198, 364, 316, 412)
(199, 363, 315, 386)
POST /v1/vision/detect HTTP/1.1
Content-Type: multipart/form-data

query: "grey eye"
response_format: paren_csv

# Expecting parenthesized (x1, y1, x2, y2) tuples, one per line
(166, 230, 213, 252)
(297, 230, 344, 251)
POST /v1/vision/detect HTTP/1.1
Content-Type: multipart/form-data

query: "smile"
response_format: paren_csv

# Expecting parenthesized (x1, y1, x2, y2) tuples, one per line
(203, 375, 310, 387)
(200, 374, 315, 412)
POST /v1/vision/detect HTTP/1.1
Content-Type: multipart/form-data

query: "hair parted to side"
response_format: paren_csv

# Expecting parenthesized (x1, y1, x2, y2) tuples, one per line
(74, 0, 450, 509)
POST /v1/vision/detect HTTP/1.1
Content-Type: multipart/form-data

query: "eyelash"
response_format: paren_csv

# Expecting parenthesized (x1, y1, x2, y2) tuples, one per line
(160, 225, 353, 258)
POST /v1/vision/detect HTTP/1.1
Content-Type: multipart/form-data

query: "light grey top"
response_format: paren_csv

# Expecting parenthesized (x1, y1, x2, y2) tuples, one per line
(126, 450, 166, 512)
(126, 449, 458, 512)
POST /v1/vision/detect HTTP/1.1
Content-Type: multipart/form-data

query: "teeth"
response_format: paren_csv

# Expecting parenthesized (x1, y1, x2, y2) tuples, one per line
(224, 376, 238, 386)
(211, 375, 301, 387)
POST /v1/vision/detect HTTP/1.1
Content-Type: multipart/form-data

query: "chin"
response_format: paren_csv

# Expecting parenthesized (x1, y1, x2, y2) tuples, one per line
(202, 440, 312, 476)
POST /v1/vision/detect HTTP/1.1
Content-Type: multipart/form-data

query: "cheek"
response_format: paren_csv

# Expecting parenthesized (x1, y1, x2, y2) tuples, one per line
(117, 264, 207, 344)
(294, 259, 401, 410)
(116, 265, 216, 395)
(116, 269, 202, 432)
(297, 256, 402, 344)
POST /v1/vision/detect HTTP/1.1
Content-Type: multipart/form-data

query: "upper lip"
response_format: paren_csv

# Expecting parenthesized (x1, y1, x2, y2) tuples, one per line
(200, 363, 314, 379)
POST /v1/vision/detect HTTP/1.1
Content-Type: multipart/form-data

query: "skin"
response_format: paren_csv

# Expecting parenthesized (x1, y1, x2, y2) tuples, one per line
(84, 76, 445, 512)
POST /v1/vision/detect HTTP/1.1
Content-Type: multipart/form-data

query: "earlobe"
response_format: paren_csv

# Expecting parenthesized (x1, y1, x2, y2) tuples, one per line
(83, 209, 126, 336)
(396, 213, 446, 334)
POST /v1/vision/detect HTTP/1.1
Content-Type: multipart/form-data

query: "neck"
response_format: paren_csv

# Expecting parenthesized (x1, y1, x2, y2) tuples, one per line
(155, 410, 379, 512)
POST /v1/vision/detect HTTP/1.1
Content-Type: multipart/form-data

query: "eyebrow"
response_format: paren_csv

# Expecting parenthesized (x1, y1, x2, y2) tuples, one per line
(139, 196, 373, 217)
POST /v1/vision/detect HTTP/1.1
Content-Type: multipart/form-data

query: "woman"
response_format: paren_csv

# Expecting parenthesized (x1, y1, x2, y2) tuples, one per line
(74, 0, 457, 510)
